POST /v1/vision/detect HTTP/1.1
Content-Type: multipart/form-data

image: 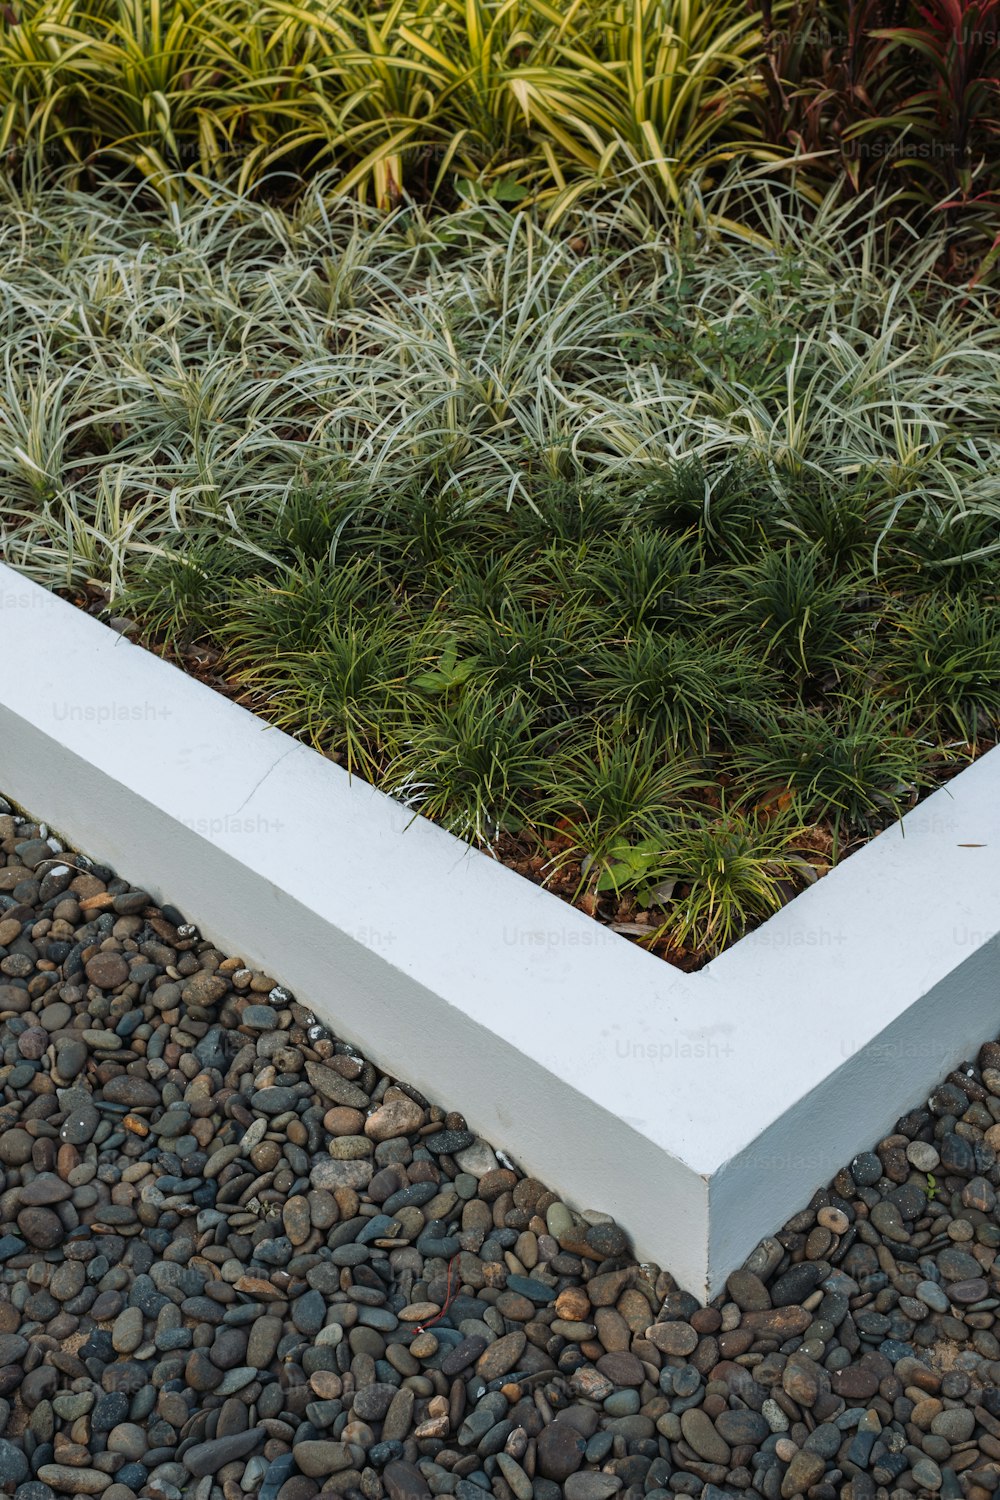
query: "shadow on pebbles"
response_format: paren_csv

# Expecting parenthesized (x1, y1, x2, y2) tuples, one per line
(0, 799, 999, 1500)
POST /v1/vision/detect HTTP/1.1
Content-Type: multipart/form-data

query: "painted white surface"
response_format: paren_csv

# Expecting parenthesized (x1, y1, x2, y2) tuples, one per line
(1, 562, 999, 1297)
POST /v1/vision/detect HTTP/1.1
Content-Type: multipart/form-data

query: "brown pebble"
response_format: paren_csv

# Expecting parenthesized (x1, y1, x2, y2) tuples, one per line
(234, 1276, 285, 1299)
(364, 1097, 425, 1142)
(739, 1307, 812, 1338)
(805, 1226, 833, 1259)
(593, 1307, 630, 1352)
(585, 1268, 633, 1306)
(309, 1372, 343, 1399)
(617, 1288, 656, 1337)
(595, 1351, 644, 1387)
(56, 1145, 79, 1179)
(726, 1269, 771, 1312)
(831, 1366, 879, 1400)
(817, 1206, 849, 1233)
(84, 952, 129, 989)
(334, 1187, 360, 1219)
(496, 1292, 534, 1321)
(17, 1027, 47, 1060)
(77, 892, 114, 911)
(476, 1331, 526, 1381)
(554, 1287, 591, 1322)
(324, 1108, 366, 1137)
(250, 1142, 282, 1172)
(478, 1168, 518, 1202)
(645, 1321, 698, 1356)
(718, 1328, 754, 1359)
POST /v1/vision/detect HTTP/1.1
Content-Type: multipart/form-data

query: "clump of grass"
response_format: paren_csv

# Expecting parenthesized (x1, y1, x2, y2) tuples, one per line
(722, 543, 872, 689)
(655, 806, 812, 954)
(460, 599, 591, 714)
(631, 457, 773, 561)
(388, 683, 553, 846)
(544, 731, 709, 875)
(220, 557, 386, 671)
(773, 472, 886, 570)
(123, 537, 250, 651)
(742, 696, 931, 851)
(263, 612, 414, 779)
(587, 628, 770, 753)
(883, 591, 1000, 745)
(238, 480, 373, 568)
(577, 528, 704, 630)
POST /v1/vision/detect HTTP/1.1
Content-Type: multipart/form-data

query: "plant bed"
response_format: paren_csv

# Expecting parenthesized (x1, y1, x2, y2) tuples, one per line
(3, 179, 1000, 969)
(3, 563, 1000, 1299)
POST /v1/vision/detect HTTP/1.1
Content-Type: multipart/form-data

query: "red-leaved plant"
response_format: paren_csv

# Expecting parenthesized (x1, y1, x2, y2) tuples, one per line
(751, 0, 903, 188)
(747, 0, 1000, 274)
(856, 0, 1000, 196)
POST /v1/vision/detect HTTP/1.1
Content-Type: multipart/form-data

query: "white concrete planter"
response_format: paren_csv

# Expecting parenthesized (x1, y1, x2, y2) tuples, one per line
(1, 560, 999, 1300)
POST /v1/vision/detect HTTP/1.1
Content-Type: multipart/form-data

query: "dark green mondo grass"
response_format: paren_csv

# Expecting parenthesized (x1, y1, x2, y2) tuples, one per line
(883, 590, 1000, 744)
(586, 628, 771, 753)
(122, 536, 255, 652)
(111, 459, 1000, 969)
(389, 683, 556, 846)
(576, 528, 706, 631)
(741, 694, 933, 855)
(263, 612, 416, 781)
(220, 558, 387, 670)
(648, 804, 817, 956)
(630, 456, 772, 561)
(721, 542, 872, 690)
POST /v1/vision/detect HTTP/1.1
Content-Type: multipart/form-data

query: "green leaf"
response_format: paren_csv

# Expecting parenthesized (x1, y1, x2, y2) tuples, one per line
(413, 644, 480, 695)
(489, 175, 529, 203)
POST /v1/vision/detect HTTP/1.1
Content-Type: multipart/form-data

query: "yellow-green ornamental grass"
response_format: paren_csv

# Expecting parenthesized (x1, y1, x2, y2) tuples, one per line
(0, 0, 772, 211)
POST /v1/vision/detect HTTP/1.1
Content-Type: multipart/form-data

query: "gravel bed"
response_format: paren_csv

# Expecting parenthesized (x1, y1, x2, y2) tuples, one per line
(1, 798, 1000, 1500)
